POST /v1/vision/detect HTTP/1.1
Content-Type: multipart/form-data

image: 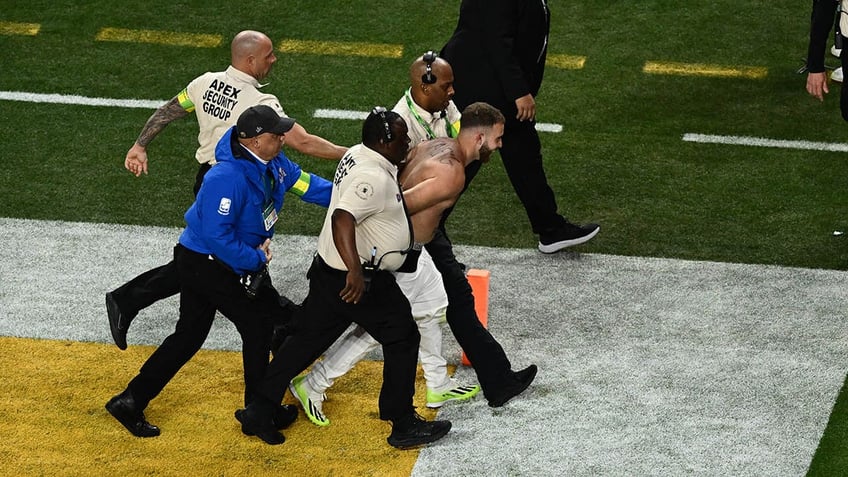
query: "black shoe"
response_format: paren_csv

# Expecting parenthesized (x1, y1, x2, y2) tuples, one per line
(106, 292, 136, 350)
(538, 222, 600, 254)
(235, 406, 285, 445)
(487, 364, 538, 408)
(105, 390, 160, 437)
(387, 412, 451, 449)
(272, 404, 298, 430)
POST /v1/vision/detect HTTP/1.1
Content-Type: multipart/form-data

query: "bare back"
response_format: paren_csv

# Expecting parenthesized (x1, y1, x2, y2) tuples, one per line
(399, 138, 467, 244)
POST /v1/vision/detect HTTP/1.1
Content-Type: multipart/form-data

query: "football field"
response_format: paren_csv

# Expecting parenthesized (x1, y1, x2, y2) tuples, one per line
(1, 218, 846, 475)
(1, 1, 847, 475)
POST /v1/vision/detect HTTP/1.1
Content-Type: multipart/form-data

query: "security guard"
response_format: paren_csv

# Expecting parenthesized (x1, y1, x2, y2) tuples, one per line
(105, 105, 331, 438)
(235, 108, 452, 448)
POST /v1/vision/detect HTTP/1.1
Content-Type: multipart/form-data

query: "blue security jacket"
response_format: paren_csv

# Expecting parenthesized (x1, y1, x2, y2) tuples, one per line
(179, 127, 331, 275)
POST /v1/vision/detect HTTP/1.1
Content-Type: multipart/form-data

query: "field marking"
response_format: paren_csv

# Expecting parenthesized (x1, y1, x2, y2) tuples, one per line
(315, 108, 563, 133)
(644, 61, 768, 79)
(278, 39, 403, 59)
(0, 21, 40, 36)
(683, 133, 848, 152)
(547, 54, 586, 70)
(0, 90, 164, 109)
(95, 27, 222, 48)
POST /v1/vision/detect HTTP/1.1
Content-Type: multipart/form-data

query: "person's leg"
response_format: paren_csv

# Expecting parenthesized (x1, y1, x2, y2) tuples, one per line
(498, 118, 566, 234)
(351, 271, 420, 421)
(107, 260, 181, 349)
(416, 309, 450, 390)
(213, 281, 278, 407)
(123, 249, 216, 409)
(239, 260, 354, 443)
(261, 263, 353, 398)
(304, 324, 379, 394)
(424, 229, 513, 394)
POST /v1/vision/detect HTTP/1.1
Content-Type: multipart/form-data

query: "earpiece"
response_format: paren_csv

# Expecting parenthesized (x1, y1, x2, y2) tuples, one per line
(372, 106, 393, 142)
(421, 50, 438, 85)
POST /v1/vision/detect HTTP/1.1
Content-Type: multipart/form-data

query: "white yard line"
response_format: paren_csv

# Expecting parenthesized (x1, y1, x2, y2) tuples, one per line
(683, 133, 848, 152)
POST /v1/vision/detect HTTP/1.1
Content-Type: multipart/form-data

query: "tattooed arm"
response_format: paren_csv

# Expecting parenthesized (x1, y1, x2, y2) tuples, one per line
(124, 96, 190, 177)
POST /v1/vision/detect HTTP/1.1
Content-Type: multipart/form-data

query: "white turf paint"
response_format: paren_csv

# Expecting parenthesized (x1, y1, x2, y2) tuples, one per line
(0, 90, 567, 133)
(683, 132, 848, 152)
(6, 90, 848, 146)
(314, 108, 564, 133)
(0, 90, 164, 109)
(1, 217, 846, 476)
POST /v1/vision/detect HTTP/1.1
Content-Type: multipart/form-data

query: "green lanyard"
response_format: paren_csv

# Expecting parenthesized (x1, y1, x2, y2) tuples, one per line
(404, 88, 454, 139)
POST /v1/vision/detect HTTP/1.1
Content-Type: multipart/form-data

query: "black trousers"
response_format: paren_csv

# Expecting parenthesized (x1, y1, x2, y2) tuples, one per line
(126, 244, 280, 409)
(424, 228, 516, 398)
(110, 162, 212, 315)
(256, 256, 420, 421)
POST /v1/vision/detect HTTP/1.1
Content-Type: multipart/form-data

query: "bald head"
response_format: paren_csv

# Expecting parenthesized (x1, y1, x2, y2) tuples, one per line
(231, 31, 268, 62)
(409, 55, 452, 89)
(231, 30, 277, 81)
(408, 53, 455, 114)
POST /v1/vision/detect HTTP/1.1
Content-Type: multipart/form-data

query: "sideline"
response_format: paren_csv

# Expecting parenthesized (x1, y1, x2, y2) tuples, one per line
(1, 217, 845, 475)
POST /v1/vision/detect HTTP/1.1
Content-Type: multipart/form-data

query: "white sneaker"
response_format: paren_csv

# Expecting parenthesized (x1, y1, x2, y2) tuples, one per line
(832, 45, 842, 58)
(832, 67, 844, 83)
(425, 380, 481, 408)
(289, 375, 329, 426)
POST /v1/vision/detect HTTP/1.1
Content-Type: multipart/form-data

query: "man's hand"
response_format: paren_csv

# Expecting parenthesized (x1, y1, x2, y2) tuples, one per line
(515, 94, 536, 121)
(125, 143, 149, 177)
(807, 71, 830, 101)
(340, 267, 365, 304)
(258, 239, 273, 263)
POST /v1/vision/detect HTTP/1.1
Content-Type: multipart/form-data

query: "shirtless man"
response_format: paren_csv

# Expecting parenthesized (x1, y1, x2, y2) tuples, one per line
(288, 102, 505, 426)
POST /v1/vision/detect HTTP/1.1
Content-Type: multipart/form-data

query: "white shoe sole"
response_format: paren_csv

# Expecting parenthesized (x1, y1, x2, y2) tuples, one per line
(537, 226, 600, 254)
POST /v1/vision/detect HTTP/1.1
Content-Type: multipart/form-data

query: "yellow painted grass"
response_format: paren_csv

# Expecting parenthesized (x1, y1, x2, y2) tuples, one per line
(277, 39, 403, 58)
(0, 337, 445, 476)
(643, 61, 768, 79)
(547, 54, 586, 70)
(0, 21, 40, 36)
(95, 28, 222, 48)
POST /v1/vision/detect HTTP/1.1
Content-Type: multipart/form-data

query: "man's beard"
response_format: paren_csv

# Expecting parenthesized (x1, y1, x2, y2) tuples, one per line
(479, 144, 494, 163)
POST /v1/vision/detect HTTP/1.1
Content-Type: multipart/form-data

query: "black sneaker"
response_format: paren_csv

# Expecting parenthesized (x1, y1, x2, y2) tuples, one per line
(538, 222, 600, 254)
(487, 364, 538, 407)
(387, 412, 451, 449)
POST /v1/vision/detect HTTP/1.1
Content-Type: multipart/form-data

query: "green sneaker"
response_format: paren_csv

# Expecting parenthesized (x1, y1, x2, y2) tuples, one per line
(289, 375, 329, 427)
(425, 383, 481, 409)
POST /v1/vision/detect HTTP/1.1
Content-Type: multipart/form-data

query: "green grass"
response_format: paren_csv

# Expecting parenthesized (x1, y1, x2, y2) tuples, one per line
(0, 1, 846, 474)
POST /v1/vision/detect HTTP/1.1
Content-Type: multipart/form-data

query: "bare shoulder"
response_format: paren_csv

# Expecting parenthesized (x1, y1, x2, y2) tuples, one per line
(411, 139, 463, 173)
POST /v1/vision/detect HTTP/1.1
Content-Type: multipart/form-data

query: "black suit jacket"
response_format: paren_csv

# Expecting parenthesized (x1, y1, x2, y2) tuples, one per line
(441, 0, 550, 113)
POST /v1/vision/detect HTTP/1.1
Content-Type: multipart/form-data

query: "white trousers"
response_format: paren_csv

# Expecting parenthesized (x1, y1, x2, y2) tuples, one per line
(304, 248, 452, 393)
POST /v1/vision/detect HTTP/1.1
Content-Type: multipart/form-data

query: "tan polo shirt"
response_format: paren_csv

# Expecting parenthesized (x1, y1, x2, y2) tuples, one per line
(178, 65, 286, 165)
(392, 88, 461, 146)
(317, 144, 411, 271)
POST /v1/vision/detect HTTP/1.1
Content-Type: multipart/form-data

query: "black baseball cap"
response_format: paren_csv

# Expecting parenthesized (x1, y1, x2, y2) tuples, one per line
(236, 105, 295, 138)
